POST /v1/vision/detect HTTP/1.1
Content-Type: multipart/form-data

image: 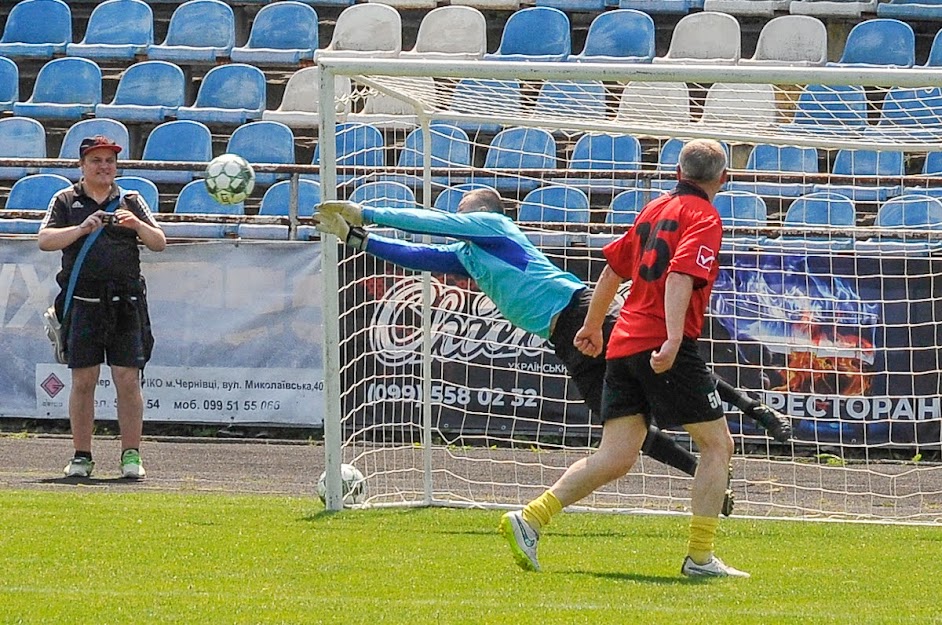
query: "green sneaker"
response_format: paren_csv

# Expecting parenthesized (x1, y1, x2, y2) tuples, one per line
(498, 511, 541, 572)
(120, 449, 146, 480)
(64, 457, 94, 478)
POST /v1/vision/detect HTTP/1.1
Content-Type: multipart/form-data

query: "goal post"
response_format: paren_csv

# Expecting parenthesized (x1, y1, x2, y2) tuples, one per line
(317, 58, 942, 523)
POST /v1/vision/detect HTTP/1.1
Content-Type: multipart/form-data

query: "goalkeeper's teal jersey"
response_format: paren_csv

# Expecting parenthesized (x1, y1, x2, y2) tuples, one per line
(362, 206, 584, 339)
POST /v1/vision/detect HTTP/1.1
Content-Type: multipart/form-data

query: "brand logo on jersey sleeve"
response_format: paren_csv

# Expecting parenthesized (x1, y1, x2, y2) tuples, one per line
(696, 245, 716, 270)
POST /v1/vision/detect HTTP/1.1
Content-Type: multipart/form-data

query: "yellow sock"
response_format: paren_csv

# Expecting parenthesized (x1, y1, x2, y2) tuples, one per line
(687, 515, 719, 565)
(521, 490, 563, 532)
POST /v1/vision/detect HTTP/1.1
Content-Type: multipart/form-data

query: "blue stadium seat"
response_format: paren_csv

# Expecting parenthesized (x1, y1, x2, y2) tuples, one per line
(0, 117, 46, 180)
(225, 121, 296, 187)
(856, 194, 942, 255)
(828, 19, 915, 68)
(483, 7, 570, 62)
(925, 28, 942, 66)
(556, 133, 642, 194)
(138, 120, 213, 184)
(534, 80, 608, 122)
(569, 10, 655, 64)
(176, 64, 267, 125)
(43, 118, 131, 180)
(878, 0, 942, 20)
(518, 185, 590, 246)
(770, 191, 856, 251)
(115, 176, 160, 212)
(781, 84, 868, 137)
(230, 2, 319, 65)
(95, 61, 185, 124)
(812, 149, 905, 202)
(0, 57, 18, 112)
(450, 78, 522, 136)
(349, 181, 416, 209)
(0, 0, 72, 59)
(432, 183, 499, 213)
(713, 190, 768, 250)
(726, 144, 818, 199)
(470, 127, 558, 195)
(536, 0, 607, 10)
(237, 179, 322, 240)
(0, 174, 72, 234)
(148, 0, 235, 64)
(308, 123, 385, 186)
(607, 188, 666, 225)
(382, 123, 472, 189)
(13, 57, 101, 121)
(161, 180, 240, 238)
(618, 0, 705, 14)
(868, 87, 942, 142)
(66, 0, 154, 61)
(903, 152, 942, 198)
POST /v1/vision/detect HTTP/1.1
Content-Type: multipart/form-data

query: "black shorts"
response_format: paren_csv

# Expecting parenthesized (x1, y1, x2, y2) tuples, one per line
(601, 337, 724, 429)
(549, 289, 616, 416)
(67, 295, 147, 369)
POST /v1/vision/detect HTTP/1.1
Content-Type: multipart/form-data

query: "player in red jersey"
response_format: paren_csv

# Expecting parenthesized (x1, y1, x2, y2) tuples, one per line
(500, 139, 749, 578)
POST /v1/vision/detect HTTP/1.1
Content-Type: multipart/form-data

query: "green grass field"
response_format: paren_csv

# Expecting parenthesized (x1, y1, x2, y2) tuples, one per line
(1, 490, 940, 625)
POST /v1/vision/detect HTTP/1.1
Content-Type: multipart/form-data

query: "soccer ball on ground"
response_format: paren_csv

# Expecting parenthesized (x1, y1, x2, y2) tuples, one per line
(316, 463, 366, 507)
(204, 153, 255, 204)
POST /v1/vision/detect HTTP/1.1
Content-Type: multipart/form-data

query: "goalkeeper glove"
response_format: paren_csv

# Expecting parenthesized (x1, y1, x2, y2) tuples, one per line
(314, 210, 368, 250)
(316, 200, 366, 226)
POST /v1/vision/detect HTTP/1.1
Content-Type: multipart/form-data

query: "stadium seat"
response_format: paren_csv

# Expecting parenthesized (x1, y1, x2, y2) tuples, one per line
(699, 82, 778, 126)
(382, 123, 472, 190)
(569, 10, 655, 64)
(924, 28, 942, 66)
(704, 0, 792, 17)
(868, 87, 942, 142)
(230, 2, 319, 65)
(148, 0, 235, 64)
(176, 64, 266, 125)
(262, 67, 352, 129)
(812, 149, 905, 202)
(162, 179, 241, 238)
(13, 57, 101, 121)
(349, 181, 416, 209)
(470, 127, 558, 195)
(66, 0, 153, 61)
(239, 179, 322, 240)
(399, 6, 487, 61)
(607, 188, 666, 225)
(43, 118, 131, 181)
(95, 61, 186, 124)
(903, 152, 942, 197)
(789, 0, 877, 17)
(556, 133, 643, 194)
(617, 0, 705, 14)
(483, 7, 571, 62)
(0, 173, 72, 235)
(878, 0, 942, 20)
(432, 183, 499, 213)
(138, 120, 213, 184)
(781, 84, 868, 136)
(739, 15, 827, 65)
(315, 4, 402, 60)
(518, 185, 590, 246)
(115, 176, 160, 212)
(536, 0, 607, 10)
(653, 12, 741, 64)
(346, 78, 436, 130)
(616, 81, 690, 125)
(450, 78, 523, 136)
(713, 190, 768, 250)
(856, 194, 942, 255)
(0, 117, 46, 180)
(534, 81, 608, 122)
(308, 122, 386, 186)
(828, 19, 915, 68)
(726, 144, 818, 199)
(0, 0, 72, 59)
(0, 57, 17, 112)
(450, 0, 520, 9)
(766, 191, 856, 251)
(225, 121, 296, 187)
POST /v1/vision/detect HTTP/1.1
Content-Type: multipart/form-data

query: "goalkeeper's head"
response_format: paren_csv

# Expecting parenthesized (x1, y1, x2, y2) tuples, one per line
(457, 188, 505, 215)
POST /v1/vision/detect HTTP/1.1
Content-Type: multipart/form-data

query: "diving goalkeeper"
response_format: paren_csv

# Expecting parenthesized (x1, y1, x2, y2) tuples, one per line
(314, 188, 791, 512)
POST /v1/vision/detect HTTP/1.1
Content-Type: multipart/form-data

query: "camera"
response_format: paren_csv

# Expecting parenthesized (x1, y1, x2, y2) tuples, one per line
(101, 213, 116, 225)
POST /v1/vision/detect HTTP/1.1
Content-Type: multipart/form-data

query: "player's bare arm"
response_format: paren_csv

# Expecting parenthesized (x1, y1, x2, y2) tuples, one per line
(650, 272, 694, 374)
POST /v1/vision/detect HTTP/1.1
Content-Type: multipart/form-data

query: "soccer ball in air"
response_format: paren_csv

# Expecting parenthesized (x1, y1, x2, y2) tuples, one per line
(316, 463, 366, 507)
(204, 153, 255, 204)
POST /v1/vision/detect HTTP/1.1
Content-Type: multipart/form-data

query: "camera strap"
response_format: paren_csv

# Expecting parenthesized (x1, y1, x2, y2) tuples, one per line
(62, 189, 126, 320)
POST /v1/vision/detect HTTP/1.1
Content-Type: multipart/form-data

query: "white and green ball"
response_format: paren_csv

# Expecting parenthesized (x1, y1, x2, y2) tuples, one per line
(204, 153, 255, 204)
(316, 463, 366, 507)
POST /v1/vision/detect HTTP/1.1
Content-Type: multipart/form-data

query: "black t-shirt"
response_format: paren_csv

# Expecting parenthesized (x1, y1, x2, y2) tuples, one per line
(41, 181, 160, 296)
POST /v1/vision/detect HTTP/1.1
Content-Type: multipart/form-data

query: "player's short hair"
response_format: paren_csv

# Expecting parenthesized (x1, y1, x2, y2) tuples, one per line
(678, 139, 727, 184)
(457, 188, 505, 215)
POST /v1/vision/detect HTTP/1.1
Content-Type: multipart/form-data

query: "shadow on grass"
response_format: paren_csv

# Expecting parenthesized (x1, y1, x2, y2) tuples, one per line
(39, 476, 143, 487)
(564, 569, 696, 585)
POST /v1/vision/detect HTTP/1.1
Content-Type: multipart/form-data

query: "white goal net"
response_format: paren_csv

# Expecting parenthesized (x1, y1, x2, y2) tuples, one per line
(317, 59, 942, 524)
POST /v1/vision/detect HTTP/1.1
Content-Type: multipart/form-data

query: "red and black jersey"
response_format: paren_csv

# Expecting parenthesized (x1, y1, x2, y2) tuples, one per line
(41, 181, 159, 296)
(602, 181, 723, 359)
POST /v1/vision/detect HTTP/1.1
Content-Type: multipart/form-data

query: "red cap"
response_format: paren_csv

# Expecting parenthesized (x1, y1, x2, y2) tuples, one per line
(79, 135, 122, 158)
